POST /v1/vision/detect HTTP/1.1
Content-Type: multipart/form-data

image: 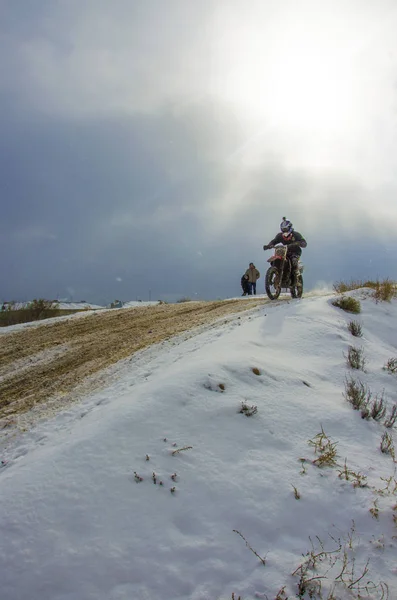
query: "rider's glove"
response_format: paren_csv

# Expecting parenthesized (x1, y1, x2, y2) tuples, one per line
(263, 245, 270, 251)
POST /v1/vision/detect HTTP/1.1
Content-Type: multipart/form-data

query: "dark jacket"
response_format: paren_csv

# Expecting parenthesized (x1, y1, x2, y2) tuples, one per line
(265, 231, 307, 256)
(241, 275, 249, 293)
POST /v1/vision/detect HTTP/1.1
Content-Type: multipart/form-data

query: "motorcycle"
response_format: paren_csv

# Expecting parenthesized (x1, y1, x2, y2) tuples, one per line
(264, 245, 303, 300)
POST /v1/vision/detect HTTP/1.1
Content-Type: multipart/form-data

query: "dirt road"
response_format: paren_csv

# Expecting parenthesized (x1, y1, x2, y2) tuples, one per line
(0, 299, 266, 423)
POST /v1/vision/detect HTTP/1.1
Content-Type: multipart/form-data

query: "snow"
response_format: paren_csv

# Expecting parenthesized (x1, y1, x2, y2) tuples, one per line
(1, 291, 397, 599)
(1, 301, 105, 310)
(121, 300, 160, 308)
(56, 302, 105, 310)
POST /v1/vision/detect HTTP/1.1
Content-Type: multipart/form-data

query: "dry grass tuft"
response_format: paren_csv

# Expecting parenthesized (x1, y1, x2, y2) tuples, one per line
(384, 358, 397, 374)
(332, 296, 361, 314)
(380, 432, 395, 458)
(345, 346, 366, 371)
(385, 404, 397, 429)
(333, 278, 396, 302)
(372, 279, 396, 303)
(347, 320, 363, 337)
(239, 401, 258, 417)
(308, 426, 338, 468)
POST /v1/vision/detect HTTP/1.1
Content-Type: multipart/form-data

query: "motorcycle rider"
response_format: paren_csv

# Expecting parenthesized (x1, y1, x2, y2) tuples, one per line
(263, 218, 307, 284)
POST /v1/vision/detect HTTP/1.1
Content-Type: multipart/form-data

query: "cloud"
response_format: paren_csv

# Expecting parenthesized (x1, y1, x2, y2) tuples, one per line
(1, 0, 397, 303)
(0, 1, 213, 117)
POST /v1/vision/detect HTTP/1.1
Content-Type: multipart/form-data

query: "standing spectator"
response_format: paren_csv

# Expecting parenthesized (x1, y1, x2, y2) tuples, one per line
(245, 263, 260, 295)
(241, 274, 249, 296)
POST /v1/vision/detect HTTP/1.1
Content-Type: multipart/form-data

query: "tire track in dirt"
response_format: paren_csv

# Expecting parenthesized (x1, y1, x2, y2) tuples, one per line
(0, 299, 266, 421)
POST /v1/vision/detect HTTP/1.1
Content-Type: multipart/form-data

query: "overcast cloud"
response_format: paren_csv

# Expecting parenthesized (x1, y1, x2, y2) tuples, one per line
(1, 0, 397, 304)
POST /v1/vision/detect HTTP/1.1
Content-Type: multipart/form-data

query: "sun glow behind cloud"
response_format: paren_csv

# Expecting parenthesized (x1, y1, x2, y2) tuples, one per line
(216, 31, 355, 139)
(208, 1, 397, 186)
(201, 0, 397, 229)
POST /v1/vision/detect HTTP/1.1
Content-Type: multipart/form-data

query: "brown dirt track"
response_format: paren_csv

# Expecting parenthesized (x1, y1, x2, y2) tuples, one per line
(0, 299, 265, 423)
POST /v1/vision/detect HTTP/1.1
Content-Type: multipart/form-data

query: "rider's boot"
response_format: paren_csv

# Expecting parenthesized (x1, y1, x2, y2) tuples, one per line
(292, 269, 300, 286)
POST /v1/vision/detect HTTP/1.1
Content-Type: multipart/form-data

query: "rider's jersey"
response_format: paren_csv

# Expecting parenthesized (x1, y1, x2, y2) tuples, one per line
(267, 231, 307, 256)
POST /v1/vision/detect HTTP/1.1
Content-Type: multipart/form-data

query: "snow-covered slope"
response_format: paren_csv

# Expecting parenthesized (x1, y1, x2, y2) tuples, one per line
(1, 301, 105, 310)
(121, 300, 160, 308)
(0, 292, 396, 599)
(56, 302, 105, 310)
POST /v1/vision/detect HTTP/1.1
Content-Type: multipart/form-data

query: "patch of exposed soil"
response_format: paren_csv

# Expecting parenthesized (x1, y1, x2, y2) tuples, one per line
(0, 299, 265, 421)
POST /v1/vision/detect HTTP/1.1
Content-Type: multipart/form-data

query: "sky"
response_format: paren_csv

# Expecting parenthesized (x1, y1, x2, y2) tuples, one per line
(1, 0, 397, 304)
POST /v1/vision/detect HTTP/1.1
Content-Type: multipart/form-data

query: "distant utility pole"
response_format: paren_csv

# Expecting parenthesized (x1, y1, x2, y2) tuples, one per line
(149, 289, 151, 301)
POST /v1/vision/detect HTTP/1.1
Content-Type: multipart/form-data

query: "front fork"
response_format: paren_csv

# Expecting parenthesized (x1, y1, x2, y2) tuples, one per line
(271, 258, 286, 289)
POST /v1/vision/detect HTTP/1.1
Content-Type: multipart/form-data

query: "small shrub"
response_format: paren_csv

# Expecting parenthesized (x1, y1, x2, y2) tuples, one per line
(177, 297, 192, 303)
(333, 279, 365, 293)
(370, 499, 380, 519)
(372, 278, 396, 303)
(333, 278, 396, 297)
(385, 404, 397, 428)
(343, 377, 370, 411)
(27, 298, 58, 319)
(274, 587, 288, 600)
(345, 346, 366, 370)
(290, 526, 388, 599)
(337, 459, 368, 488)
(332, 296, 361, 314)
(384, 357, 397, 374)
(360, 403, 371, 420)
(380, 431, 395, 458)
(292, 484, 301, 499)
(370, 392, 387, 421)
(347, 320, 362, 337)
(308, 426, 338, 468)
(375, 473, 397, 496)
(239, 401, 258, 417)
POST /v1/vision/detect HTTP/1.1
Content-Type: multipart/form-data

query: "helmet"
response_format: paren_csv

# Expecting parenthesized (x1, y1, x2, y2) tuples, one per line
(280, 217, 293, 234)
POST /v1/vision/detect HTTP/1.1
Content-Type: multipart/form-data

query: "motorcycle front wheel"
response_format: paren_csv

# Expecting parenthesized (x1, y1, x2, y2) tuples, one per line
(265, 266, 281, 300)
(290, 273, 303, 298)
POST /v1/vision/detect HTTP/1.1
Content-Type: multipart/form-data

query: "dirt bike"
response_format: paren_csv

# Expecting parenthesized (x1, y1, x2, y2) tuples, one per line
(264, 245, 303, 300)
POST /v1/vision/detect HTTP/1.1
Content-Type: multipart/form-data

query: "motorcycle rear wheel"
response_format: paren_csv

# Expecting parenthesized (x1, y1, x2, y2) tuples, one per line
(265, 266, 281, 300)
(290, 273, 303, 298)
